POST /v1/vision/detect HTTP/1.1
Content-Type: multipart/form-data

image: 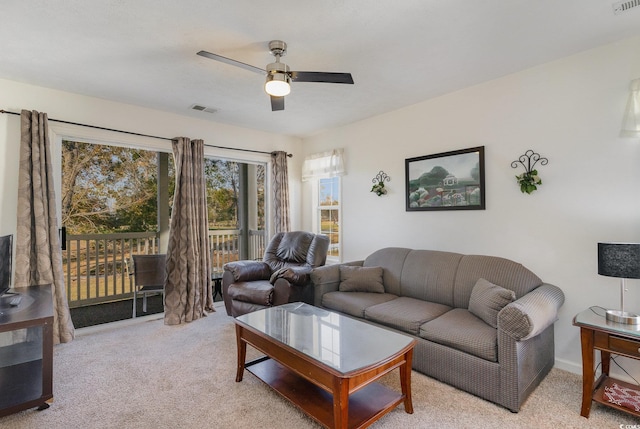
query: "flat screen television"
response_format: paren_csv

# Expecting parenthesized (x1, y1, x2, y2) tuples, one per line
(0, 234, 13, 297)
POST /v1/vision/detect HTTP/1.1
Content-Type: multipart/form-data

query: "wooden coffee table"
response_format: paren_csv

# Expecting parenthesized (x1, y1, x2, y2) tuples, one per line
(234, 302, 416, 429)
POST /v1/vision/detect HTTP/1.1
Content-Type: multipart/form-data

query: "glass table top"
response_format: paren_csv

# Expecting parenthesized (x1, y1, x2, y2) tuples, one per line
(235, 302, 415, 374)
(574, 307, 640, 338)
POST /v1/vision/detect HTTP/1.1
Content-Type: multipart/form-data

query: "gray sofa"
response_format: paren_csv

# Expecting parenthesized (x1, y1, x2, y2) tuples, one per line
(310, 247, 565, 412)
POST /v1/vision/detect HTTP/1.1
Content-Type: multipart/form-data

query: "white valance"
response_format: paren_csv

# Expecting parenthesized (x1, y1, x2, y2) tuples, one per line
(621, 78, 640, 138)
(301, 148, 346, 181)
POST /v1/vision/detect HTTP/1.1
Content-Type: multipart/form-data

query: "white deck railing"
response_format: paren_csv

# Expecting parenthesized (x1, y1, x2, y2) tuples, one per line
(63, 229, 266, 308)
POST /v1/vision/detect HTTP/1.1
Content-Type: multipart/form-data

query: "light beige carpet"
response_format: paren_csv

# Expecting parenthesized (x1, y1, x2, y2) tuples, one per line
(2, 305, 638, 429)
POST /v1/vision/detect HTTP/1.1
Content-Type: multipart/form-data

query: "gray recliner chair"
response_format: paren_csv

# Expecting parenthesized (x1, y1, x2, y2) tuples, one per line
(222, 231, 330, 317)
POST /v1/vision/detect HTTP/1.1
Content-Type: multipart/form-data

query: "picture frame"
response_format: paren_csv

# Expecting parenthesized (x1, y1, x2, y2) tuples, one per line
(405, 146, 485, 211)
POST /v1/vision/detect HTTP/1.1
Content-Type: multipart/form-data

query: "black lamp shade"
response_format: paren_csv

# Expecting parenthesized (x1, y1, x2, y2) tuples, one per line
(598, 242, 640, 279)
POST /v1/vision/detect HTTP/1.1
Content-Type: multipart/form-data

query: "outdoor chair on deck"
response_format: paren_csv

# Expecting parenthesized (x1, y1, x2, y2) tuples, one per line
(130, 254, 166, 318)
(222, 231, 329, 317)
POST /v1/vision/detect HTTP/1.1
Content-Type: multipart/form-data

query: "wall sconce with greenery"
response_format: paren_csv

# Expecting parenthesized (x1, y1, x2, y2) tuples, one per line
(371, 171, 390, 196)
(511, 150, 548, 194)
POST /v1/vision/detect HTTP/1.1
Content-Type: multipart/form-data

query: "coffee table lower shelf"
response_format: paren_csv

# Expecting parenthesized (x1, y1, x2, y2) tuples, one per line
(246, 357, 405, 429)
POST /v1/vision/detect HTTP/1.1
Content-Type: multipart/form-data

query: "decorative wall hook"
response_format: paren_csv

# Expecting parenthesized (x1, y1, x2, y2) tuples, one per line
(371, 171, 390, 196)
(511, 150, 548, 194)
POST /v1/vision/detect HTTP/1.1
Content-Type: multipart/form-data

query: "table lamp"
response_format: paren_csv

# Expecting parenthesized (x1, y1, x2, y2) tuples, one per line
(598, 242, 640, 324)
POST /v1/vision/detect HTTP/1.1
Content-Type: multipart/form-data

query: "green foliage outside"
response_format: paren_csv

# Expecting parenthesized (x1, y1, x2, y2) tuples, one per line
(62, 140, 265, 234)
(62, 141, 161, 233)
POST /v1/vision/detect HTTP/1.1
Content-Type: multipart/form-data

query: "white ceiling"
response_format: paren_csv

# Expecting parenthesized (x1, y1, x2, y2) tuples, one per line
(2, 1, 640, 138)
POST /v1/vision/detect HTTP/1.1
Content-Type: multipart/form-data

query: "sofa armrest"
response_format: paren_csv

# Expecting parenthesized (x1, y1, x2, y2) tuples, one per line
(310, 260, 364, 306)
(497, 283, 565, 341)
(224, 260, 271, 282)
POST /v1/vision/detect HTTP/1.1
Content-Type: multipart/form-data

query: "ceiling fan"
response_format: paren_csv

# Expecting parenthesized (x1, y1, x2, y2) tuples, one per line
(197, 40, 354, 111)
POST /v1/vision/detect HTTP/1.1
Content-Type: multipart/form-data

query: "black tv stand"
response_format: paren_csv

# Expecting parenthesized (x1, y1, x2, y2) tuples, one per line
(8, 294, 21, 307)
(0, 285, 53, 417)
(0, 291, 20, 311)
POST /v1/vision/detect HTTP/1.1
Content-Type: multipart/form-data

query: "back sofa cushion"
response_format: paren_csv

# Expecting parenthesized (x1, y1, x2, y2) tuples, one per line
(453, 255, 542, 308)
(399, 250, 463, 306)
(363, 248, 412, 296)
(339, 265, 385, 293)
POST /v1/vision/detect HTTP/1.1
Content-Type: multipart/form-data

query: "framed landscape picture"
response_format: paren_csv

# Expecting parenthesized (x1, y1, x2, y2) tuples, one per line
(405, 146, 485, 211)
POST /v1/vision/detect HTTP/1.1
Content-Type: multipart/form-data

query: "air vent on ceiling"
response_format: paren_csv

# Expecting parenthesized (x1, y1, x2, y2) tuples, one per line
(190, 104, 217, 114)
(613, 0, 640, 14)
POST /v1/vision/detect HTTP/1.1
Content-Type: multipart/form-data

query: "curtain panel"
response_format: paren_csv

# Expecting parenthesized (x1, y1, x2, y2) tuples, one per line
(16, 110, 75, 344)
(301, 148, 346, 181)
(271, 151, 290, 233)
(164, 138, 213, 325)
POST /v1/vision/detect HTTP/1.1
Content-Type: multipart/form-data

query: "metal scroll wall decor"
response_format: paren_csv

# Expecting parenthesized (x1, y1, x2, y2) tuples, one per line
(371, 171, 390, 196)
(511, 150, 548, 194)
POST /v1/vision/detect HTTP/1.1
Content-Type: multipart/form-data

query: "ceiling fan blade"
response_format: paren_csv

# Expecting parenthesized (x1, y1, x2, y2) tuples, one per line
(271, 96, 285, 111)
(197, 50, 265, 75)
(290, 71, 354, 84)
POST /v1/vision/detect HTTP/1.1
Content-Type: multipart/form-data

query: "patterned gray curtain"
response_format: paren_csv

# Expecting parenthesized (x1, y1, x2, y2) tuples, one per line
(164, 138, 213, 325)
(15, 110, 75, 344)
(271, 151, 290, 233)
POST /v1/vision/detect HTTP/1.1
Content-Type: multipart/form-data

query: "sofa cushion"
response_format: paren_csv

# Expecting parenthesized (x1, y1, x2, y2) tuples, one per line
(362, 248, 412, 296)
(399, 250, 463, 306)
(365, 297, 451, 335)
(339, 265, 385, 293)
(322, 291, 398, 318)
(419, 308, 498, 362)
(453, 254, 542, 308)
(468, 278, 515, 328)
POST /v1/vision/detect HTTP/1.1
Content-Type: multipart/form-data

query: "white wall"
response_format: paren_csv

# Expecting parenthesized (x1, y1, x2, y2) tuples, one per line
(4, 35, 640, 377)
(0, 78, 303, 245)
(302, 36, 640, 376)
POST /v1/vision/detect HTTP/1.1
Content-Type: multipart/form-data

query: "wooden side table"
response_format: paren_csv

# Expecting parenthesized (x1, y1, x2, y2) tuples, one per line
(0, 284, 54, 417)
(574, 308, 640, 418)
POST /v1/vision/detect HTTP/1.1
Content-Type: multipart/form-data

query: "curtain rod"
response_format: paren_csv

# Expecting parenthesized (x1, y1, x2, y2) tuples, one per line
(0, 109, 292, 158)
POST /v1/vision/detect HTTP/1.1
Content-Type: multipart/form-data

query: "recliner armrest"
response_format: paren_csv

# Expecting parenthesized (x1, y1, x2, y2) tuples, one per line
(497, 283, 565, 341)
(224, 260, 271, 282)
(270, 266, 311, 286)
(272, 269, 315, 306)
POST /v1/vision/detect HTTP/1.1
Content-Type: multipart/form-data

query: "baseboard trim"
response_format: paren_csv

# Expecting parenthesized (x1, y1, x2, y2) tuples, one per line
(76, 312, 163, 337)
(554, 358, 581, 375)
(555, 356, 640, 385)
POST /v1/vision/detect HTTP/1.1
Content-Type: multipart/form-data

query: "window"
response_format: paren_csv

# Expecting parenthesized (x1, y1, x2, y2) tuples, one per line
(61, 140, 172, 234)
(204, 159, 267, 262)
(60, 139, 174, 304)
(303, 149, 345, 264)
(318, 176, 340, 261)
(203, 159, 265, 231)
(57, 134, 269, 307)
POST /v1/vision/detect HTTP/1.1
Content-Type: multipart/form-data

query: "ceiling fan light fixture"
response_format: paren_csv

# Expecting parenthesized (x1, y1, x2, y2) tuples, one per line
(265, 72, 291, 96)
(198, 39, 353, 111)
